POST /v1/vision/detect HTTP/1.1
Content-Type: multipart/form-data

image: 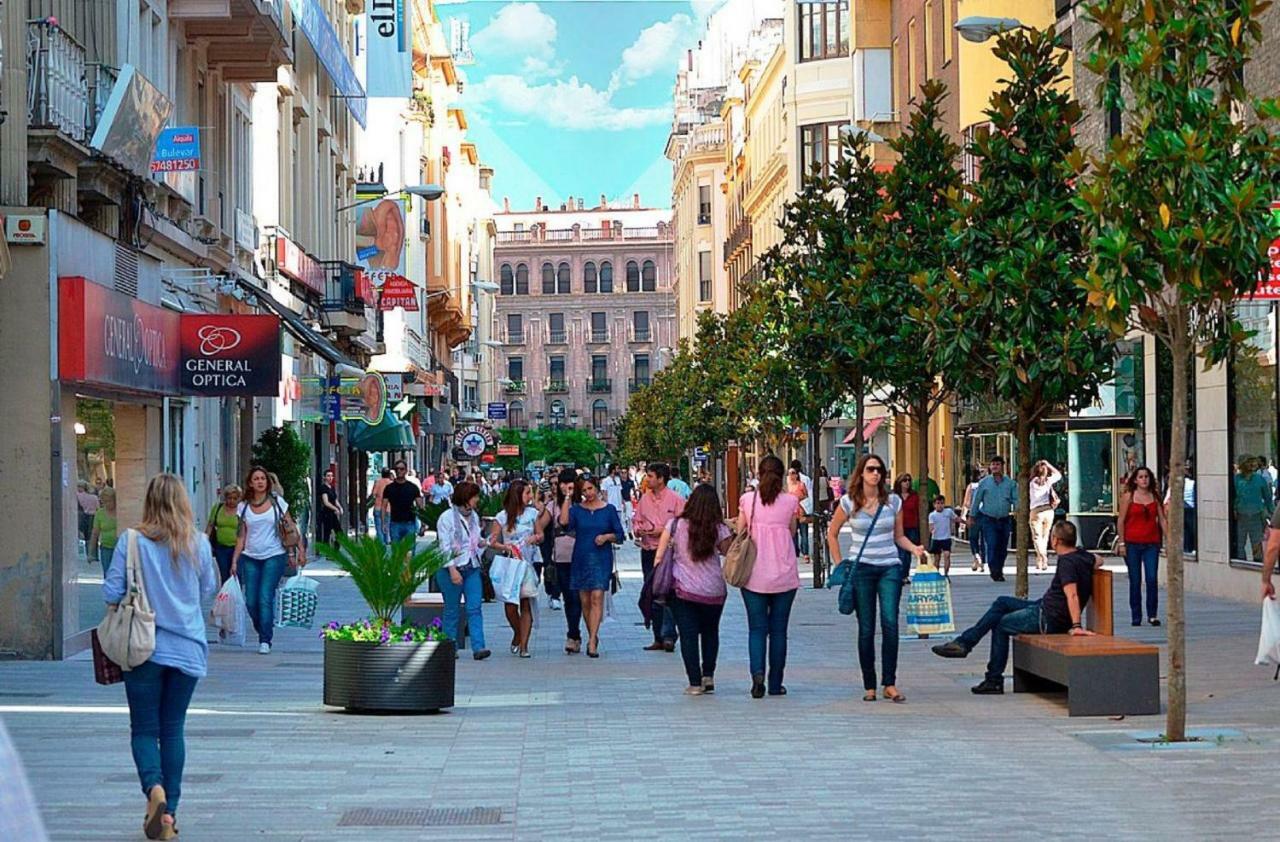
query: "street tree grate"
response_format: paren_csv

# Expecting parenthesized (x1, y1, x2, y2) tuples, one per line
(338, 807, 505, 827)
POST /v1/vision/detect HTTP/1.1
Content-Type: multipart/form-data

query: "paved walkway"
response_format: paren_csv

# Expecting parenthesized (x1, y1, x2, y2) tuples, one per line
(3, 544, 1279, 840)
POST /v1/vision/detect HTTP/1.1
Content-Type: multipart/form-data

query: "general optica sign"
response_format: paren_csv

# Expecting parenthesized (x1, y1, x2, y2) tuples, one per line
(60, 276, 181, 394)
(179, 314, 282, 395)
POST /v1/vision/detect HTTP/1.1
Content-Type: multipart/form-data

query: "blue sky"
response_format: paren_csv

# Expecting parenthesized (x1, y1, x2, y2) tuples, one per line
(442, 2, 721, 210)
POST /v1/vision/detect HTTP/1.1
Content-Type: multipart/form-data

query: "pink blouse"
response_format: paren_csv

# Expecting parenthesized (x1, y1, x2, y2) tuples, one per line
(739, 490, 801, 594)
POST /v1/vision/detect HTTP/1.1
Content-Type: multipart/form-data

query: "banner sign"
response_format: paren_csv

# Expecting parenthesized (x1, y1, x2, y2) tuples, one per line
(60, 276, 180, 394)
(1244, 200, 1280, 300)
(287, 0, 366, 127)
(487, 402, 508, 420)
(454, 424, 495, 458)
(179, 314, 281, 395)
(333, 372, 387, 424)
(365, 0, 412, 97)
(496, 443, 520, 457)
(152, 127, 201, 172)
(383, 372, 404, 401)
(378, 275, 419, 311)
(298, 376, 329, 422)
(355, 196, 407, 281)
(275, 234, 325, 295)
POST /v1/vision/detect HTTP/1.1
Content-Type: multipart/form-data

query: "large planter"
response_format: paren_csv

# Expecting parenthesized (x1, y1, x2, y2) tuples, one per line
(323, 637, 455, 713)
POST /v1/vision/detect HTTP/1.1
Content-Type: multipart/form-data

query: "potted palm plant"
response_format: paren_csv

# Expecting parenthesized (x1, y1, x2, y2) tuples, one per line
(316, 534, 454, 713)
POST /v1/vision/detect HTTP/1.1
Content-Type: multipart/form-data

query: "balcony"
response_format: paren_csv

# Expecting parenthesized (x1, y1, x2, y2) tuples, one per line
(498, 225, 670, 244)
(697, 213, 712, 226)
(504, 330, 525, 345)
(496, 230, 534, 243)
(725, 215, 753, 264)
(588, 378, 612, 394)
(587, 329, 610, 344)
(170, 0, 292, 83)
(628, 378, 651, 393)
(544, 379, 569, 394)
(26, 20, 90, 178)
(629, 326, 652, 343)
(547, 328, 568, 344)
(319, 261, 369, 337)
(504, 380, 527, 396)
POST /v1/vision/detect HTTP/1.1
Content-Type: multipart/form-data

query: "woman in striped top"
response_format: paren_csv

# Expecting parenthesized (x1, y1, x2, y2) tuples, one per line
(826, 454, 928, 702)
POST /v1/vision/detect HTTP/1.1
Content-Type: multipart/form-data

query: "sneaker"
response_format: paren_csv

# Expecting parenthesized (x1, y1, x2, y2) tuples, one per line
(684, 685, 705, 696)
(549, 598, 562, 611)
(971, 678, 1004, 695)
(701, 675, 715, 694)
(258, 643, 271, 655)
(473, 649, 492, 661)
(931, 640, 969, 659)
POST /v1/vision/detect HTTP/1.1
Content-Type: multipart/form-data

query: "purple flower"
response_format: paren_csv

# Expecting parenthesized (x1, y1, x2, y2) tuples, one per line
(431, 617, 443, 628)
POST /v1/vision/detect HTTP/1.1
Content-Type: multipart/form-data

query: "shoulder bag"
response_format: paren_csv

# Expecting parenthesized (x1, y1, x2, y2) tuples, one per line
(651, 519, 678, 601)
(207, 502, 222, 543)
(270, 494, 303, 550)
(96, 529, 156, 669)
(722, 492, 759, 589)
(837, 503, 884, 616)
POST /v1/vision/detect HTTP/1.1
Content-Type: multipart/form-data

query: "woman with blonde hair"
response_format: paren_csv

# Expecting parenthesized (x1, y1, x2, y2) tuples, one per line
(230, 466, 300, 654)
(89, 486, 119, 577)
(103, 473, 218, 840)
(206, 485, 242, 585)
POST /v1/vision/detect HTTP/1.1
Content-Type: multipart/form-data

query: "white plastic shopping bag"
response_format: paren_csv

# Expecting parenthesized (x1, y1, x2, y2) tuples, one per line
(1256, 597, 1280, 678)
(212, 577, 248, 647)
(489, 554, 526, 604)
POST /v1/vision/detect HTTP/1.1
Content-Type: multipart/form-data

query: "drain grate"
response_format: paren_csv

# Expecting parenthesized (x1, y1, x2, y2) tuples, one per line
(338, 807, 504, 828)
(184, 728, 255, 738)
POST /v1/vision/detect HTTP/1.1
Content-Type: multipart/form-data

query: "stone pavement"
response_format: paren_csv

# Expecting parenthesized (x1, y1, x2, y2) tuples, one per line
(3, 543, 1279, 841)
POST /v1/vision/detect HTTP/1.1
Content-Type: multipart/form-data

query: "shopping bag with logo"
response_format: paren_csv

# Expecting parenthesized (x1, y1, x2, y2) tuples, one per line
(905, 563, 955, 635)
(489, 554, 527, 604)
(1256, 597, 1280, 680)
(276, 570, 319, 629)
(212, 576, 248, 647)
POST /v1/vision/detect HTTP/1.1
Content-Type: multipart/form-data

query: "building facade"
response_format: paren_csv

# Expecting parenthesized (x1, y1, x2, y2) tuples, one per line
(491, 200, 676, 448)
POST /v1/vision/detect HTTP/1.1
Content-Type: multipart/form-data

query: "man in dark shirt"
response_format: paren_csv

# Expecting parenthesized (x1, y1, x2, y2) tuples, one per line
(382, 460, 424, 544)
(931, 521, 1100, 694)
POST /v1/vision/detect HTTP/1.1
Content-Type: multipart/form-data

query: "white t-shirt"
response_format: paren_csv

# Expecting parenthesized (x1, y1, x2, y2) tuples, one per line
(799, 473, 814, 515)
(237, 497, 288, 559)
(928, 508, 957, 541)
(601, 475, 624, 508)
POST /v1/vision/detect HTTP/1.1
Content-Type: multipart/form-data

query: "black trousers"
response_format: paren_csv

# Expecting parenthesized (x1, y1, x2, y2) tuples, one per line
(668, 596, 724, 686)
(640, 549, 678, 643)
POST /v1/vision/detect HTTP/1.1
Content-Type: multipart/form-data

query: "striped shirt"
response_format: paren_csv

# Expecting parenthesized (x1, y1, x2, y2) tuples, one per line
(840, 494, 902, 567)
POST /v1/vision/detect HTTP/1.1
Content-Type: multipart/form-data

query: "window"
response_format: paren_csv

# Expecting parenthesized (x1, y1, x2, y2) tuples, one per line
(798, 1, 849, 62)
(515, 263, 529, 295)
(591, 354, 608, 382)
(1229, 301, 1278, 564)
(698, 251, 712, 302)
(506, 313, 523, 343)
(632, 310, 650, 341)
(500, 264, 514, 295)
(549, 312, 566, 343)
(626, 261, 640, 292)
(507, 356, 524, 382)
(591, 311, 607, 341)
(541, 262, 555, 294)
(698, 185, 712, 224)
(600, 261, 614, 293)
(800, 122, 843, 178)
(633, 354, 650, 384)
(584, 261, 598, 293)
(924, 3, 935, 80)
(557, 262, 571, 294)
(641, 260, 656, 292)
(508, 400, 525, 429)
(463, 383, 478, 412)
(592, 399, 609, 431)
(513, 222, 524, 233)
(549, 355, 566, 382)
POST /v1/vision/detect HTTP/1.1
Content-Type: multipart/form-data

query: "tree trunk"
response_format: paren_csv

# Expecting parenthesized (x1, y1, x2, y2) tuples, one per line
(914, 396, 931, 544)
(854, 378, 866, 455)
(1014, 411, 1033, 599)
(1165, 329, 1190, 742)
(811, 421, 823, 587)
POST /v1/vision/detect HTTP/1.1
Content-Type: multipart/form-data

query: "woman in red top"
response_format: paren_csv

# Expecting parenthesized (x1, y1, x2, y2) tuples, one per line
(1116, 467, 1167, 627)
(894, 475, 921, 585)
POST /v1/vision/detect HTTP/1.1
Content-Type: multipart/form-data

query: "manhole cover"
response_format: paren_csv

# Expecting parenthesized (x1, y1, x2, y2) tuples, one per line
(338, 807, 504, 827)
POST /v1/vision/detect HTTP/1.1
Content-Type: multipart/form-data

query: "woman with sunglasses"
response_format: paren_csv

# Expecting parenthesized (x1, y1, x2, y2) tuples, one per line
(826, 454, 928, 702)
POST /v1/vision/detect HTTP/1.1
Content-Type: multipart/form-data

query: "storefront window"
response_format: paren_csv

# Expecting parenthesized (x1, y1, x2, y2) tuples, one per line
(1229, 301, 1278, 564)
(1068, 431, 1113, 514)
(74, 397, 119, 638)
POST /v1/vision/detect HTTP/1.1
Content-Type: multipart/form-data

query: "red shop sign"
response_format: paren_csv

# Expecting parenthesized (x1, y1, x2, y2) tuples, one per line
(60, 277, 182, 394)
(275, 234, 324, 295)
(378, 274, 419, 311)
(179, 314, 282, 396)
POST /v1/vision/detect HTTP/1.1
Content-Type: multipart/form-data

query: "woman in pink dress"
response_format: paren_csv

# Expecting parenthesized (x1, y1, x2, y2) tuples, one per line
(736, 455, 801, 698)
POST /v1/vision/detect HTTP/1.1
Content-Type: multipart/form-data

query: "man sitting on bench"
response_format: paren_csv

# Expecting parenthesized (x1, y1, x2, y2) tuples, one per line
(932, 521, 1100, 694)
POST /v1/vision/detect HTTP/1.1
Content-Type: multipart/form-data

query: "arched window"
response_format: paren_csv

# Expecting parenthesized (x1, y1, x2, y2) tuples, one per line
(600, 261, 614, 293)
(583, 262, 598, 294)
(641, 260, 656, 292)
(541, 262, 555, 294)
(557, 262, 571, 294)
(508, 401, 525, 430)
(499, 264, 514, 296)
(515, 264, 529, 295)
(592, 399, 609, 431)
(626, 261, 640, 292)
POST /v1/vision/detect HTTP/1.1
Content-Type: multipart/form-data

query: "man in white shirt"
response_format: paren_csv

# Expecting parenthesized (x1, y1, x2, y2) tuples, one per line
(601, 466, 625, 510)
(429, 471, 453, 505)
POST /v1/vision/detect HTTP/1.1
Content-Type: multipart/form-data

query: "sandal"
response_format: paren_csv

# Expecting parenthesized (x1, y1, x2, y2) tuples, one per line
(884, 688, 907, 704)
(565, 638, 580, 654)
(862, 691, 877, 702)
(143, 786, 167, 840)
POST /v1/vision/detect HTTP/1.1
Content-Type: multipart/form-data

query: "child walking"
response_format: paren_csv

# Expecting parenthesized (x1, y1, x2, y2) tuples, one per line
(928, 496, 961, 577)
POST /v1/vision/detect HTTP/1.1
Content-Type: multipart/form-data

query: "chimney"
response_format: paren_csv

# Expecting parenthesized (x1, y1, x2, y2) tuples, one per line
(632, 193, 640, 209)
(566, 194, 573, 209)
(535, 196, 542, 211)
(599, 193, 607, 208)
(502, 196, 510, 212)
(577, 198, 584, 210)
(559, 202, 566, 211)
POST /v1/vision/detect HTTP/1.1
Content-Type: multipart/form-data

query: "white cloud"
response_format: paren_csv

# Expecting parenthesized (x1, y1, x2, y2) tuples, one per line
(468, 74, 672, 131)
(471, 3, 557, 61)
(611, 13, 699, 90)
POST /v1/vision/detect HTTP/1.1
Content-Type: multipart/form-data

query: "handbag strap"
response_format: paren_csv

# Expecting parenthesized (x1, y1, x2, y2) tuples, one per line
(125, 529, 152, 613)
(850, 503, 885, 567)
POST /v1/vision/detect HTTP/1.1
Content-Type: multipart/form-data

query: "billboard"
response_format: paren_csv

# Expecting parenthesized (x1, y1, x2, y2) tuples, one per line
(366, 0, 412, 97)
(89, 64, 173, 178)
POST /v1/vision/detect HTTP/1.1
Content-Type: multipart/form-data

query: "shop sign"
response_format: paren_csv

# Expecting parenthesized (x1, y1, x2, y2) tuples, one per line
(487, 402, 508, 420)
(275, 234, 324, 295)
(298, 375, 329, 422)
(383, 372, 404, 401)
(59, 276, 180, 393)
(179, 314, 281, 395)
(4, 213, 46, 245)
(454, 424, 495, 458)
(377, 275, 418, 311)
(355, 270, 377, 305)
(406, 381, 448, 398)
(365, 0, 412, 98)
(496, 443, 520, 457)
(152, 127, 201, 172)
(332, 371, 387, 424)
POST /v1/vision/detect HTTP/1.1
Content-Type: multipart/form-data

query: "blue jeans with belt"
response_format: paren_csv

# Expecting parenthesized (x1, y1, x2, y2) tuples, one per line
(239, 553, 288, 645)
(955, 596, 1047, 683)
(435, 564, 486, 651)
(123, 660, 199, 817)
(853, 562, 903, 690)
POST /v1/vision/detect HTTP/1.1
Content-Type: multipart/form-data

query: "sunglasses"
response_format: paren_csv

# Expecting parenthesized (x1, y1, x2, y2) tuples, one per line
(865, 465, 885, 475)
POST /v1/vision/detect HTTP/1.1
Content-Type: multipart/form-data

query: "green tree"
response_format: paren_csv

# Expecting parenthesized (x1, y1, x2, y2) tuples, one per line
(931, 28, 1116, 597)
(495, 426, 605, 470)
(252, 425, 312, 513)
(1077, 0, 1280, 740)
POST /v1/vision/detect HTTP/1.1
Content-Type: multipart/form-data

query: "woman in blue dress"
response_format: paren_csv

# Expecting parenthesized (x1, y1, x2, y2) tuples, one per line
(557, 474, 624, 658)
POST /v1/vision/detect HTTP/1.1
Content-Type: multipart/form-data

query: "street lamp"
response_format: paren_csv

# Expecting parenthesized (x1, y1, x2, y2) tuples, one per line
(953, 15, 1027, 43)
(335, 183, 445, 213)
(472, 280, 500, 293)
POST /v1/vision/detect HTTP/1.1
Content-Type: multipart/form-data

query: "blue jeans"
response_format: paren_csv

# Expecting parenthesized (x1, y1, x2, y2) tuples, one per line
(211, 544, 233, 585)
(373, 510, 388, 543)
(899, 526, 920, 582)
(980, 515, 1012, 578)
(955, 595, 1048, 682)
(741, 588, 797, 693)
(122, 660, 199, 816)
(794, 522, 810, 557)
(852, 562, 903, 690)
(388, 520, 418, 545)
(1125, 542, 1160, 623)
(435, 564, 486, 651)
(239, 553, 288, 645)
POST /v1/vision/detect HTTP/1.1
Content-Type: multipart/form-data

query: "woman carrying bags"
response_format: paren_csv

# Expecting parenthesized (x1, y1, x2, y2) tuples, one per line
(205, 485, 241, 584)
(230, 466, 301, 655)
(737, 455, 802, 699)
(827, 454, 929, 703)
(557, 474, 625, 658)
(653, 485, 734, 695)
(434, 481, 490, 660)
(103, 473, 218, 840)
(488, 479, 547, 658)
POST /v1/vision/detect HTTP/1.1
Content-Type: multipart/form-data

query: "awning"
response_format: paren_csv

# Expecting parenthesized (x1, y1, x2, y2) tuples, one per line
(237, 279, 360, 369)
(842, 416, 886, 445)
(346, 416, 415, 451)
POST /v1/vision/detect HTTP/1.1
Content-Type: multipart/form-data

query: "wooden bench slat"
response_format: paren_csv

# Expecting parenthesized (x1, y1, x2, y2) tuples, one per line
(1015, 634, 1157, 657)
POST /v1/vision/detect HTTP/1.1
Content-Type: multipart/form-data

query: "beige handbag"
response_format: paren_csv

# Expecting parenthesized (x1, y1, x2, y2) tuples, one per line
(722, 492, 759, 588)
(96, 529, 156, 670)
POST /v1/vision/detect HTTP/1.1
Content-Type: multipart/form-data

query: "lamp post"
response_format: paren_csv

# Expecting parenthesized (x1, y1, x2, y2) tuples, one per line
(335, 183, 445, 214)
(953, 15, 1028, 43)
